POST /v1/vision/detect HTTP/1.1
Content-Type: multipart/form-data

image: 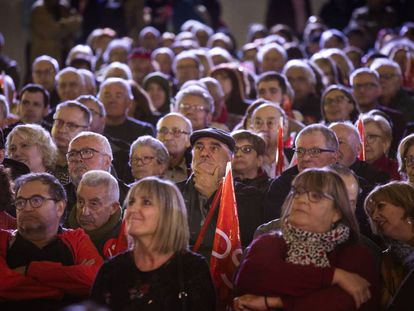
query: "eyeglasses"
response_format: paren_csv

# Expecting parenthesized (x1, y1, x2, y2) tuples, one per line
(234, 145, 255, 154)
(365, 134, 382, 144)
(293, 147, 335, 158)
(291, 187, 334, 203)
(178, 103, 207, 113)
(53, 118, 88, 132)
(352, 82, 378, 90)
(253, 118, 278, 130)
(324, 95, 350, 107)
(66, 148, 103, 161)
(404, 155, 414, 167)
(15, 195, 57, 211)
(130, 156, 155, 165)
(158, 127, 189, 137)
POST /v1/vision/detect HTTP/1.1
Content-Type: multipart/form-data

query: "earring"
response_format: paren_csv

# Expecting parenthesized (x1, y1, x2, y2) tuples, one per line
(407, 218, 413, 225)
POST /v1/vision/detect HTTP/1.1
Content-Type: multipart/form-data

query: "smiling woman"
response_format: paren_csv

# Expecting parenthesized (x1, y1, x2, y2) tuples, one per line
(364, 182, 414, 309)
(91, 177, 216, 310)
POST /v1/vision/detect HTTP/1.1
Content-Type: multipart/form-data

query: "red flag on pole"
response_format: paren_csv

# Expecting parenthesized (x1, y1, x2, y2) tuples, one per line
(356, 117, 366, 161)
(210, 162, 243, 310)
(275, 116, 284, 177)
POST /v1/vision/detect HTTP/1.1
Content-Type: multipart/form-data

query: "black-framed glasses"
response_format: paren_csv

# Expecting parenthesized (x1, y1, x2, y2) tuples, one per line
(15, 195, 57, 210)
(293, 147, 335, 158)
(66, 148, 103, 161)
(130, 156, 155, 166)
(53, 118, 88, 131)
(291, 187, 334, 203)
(404, 155, 414, 167)
(234, 145, 255, 154)
(158, 127, 189, 137)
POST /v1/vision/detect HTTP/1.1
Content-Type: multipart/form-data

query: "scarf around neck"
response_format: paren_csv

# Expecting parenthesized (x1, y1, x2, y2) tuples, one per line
(282, 221, 350, 267)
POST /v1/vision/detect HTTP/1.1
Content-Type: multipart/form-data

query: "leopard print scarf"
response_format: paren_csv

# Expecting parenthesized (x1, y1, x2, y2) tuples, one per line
(282, 221, 350, 267)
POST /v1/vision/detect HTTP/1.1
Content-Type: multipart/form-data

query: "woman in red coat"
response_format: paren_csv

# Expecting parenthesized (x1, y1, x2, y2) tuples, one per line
(234, 168, 380, 311)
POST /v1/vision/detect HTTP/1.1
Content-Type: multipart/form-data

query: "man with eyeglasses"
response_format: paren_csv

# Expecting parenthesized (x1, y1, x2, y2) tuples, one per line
(263, 124, 339, 222)
(251, 103, 291, 178)
(231, 130, 271, 194)
(0, 173, 102, 309)
(370, 58, 414, 122)
(175, 85, 214, 131)
(64, 132, 129, 223)
(51, 101, 91, 185)
(156, 112, 193, 182)
(177, 128, 264, 258)
(350, 68, 406, 154)
(98, 77, 154, 146)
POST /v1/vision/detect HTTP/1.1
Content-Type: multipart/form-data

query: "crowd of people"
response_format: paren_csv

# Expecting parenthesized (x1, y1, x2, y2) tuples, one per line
(1, 0, 414, 310)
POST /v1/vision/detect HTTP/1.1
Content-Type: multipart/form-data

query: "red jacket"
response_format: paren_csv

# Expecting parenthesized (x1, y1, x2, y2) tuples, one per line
(235, 232, 380, 311)
(0, 228, 103, 301)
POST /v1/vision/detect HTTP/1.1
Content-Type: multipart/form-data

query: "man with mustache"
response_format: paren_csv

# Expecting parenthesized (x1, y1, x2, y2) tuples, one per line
(64, 132, 129, 224)
(68, 170, 124, 258)
(177, 128, 264, 258)
(0, 173, 102, 309)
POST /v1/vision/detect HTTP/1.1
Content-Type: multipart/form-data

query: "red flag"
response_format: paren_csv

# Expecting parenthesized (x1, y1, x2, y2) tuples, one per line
(210, 162, 242, 310)
(275, 116, 284, 177)
(356, 117, 366, 161)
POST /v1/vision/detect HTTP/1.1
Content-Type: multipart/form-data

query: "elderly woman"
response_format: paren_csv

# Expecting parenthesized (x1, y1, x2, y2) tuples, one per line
(129, 135, 169, 181)
(6, 124, 57, 174)
(91, 177, 216, 310)
(364, 182, 414, 310)
(362, 114, 400, 180)
(321, 85, 359, 124)
(234, 168, 379, 311)
(397, 133, 414, 184)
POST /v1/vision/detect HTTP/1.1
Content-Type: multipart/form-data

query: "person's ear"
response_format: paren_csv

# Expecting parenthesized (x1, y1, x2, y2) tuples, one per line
(257, 155, 264, 168)
(110, 202, 120, 216)
(56, 200, 66, 218)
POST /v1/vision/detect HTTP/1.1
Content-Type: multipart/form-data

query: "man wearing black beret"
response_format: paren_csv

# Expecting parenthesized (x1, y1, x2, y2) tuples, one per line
(177, 128, 265, 258)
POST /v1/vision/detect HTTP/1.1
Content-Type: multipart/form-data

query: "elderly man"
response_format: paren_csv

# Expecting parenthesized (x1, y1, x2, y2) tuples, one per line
(177, 128, 264, 258)
(263, 124, 339, 221)
(329, 121, 389, 185)
(0, 173, 102, 309)
(350, 67, 406, 155)
(256, 43, 287, 74)
(175, 85, 214, 131)
(173, 51, 202, 91)
(67, 170, 125, 259)
(251, 103, 291, 178)
(231, 130, 270, 194)
(65, 131, 129, 221)
(32, 55, 60, 108)
(98, 77, 154, 145)
(51, 101, 91, 184)
(282, 59, 321, 124)
(156, 112, 192, 182)
(370, 58, 414, 121)
(56, 67, 86, 102)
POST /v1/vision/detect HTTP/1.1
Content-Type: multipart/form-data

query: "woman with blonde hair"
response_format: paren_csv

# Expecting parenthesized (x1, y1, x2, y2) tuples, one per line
(6, 124, 57, 173)
(91, 177, 216, 310)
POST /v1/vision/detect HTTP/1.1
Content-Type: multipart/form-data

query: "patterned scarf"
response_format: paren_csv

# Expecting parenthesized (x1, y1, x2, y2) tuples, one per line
(282, 221, 350, 267)
(386, 239, 414, 270)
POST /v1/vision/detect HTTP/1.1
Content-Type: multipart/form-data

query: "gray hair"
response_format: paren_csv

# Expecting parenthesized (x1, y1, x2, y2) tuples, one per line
(56, 67, 85, 86)
(174, 85, 215, 114)
(77, 95, 106, 118)
(282, 59, 316, 85)
(350, 67, 380, 86)
(103, 61, 133, 80)
(32, 55, 59, 72)
(130, 135, 169, 165)
(98, 77, 133, 100)
(296, 124, 339, 151)
(70, 131, 113, 161)
(54, 100, 92, 125)
(370, 58, 402, 76)
(156, 112, 193, 133)
(257, 42, 287, 63)
(79, 170, 119, 203)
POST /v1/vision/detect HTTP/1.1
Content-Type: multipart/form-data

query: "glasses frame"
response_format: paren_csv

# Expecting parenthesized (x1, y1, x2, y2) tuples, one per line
(66, 148, 103, 161)
(293, 147, 335, 158)
(15, 195, 57, 211)
(291, 187, 334, 203)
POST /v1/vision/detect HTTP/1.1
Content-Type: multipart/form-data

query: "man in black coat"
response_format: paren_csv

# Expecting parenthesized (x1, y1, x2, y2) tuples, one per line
(177, 128, 264, 259)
